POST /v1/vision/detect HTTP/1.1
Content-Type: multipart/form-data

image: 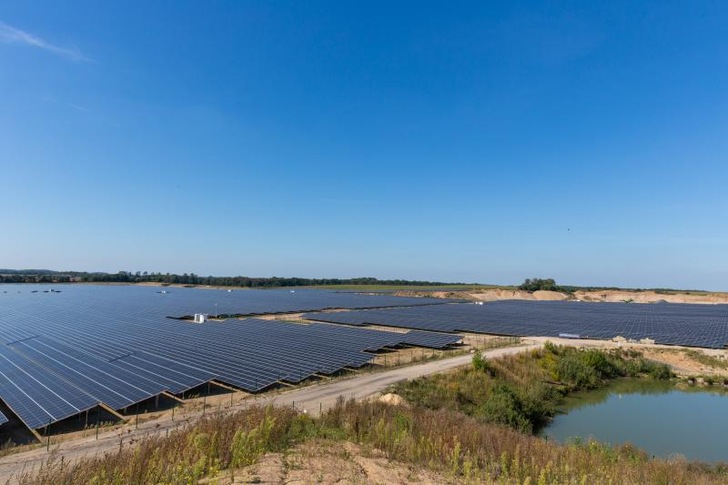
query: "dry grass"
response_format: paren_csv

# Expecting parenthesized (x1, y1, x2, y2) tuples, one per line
(21, 399, 728, 484)
(324, 399, 728, 484)
(16, 347, 727, 485)
(18, 406, 305, 484)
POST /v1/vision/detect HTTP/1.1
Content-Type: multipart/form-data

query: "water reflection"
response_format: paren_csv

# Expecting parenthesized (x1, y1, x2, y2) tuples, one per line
(542, 379, 728, 462)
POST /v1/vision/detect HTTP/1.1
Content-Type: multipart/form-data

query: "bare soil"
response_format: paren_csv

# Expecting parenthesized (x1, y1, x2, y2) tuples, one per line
(523, 336, 728, 377)
(206, 440, 449, 484)
(640, 347, 728, 376)
(397, 288, 728, 304)
(572, 289, 728, 304)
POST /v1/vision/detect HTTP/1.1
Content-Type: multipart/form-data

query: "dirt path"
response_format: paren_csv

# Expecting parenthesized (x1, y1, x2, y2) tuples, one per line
(0, 344, 540, 483)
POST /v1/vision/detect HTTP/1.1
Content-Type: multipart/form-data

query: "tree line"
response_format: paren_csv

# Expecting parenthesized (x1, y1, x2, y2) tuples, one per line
(517, 277, 700, 294)
(519, 278, 562, 292)
(0, 269, 454, 288)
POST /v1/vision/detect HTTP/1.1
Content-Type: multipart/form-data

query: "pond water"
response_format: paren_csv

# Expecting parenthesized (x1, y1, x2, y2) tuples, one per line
(541, 379, 728, 462)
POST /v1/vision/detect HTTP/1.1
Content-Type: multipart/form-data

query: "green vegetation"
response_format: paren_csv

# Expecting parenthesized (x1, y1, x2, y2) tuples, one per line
(516, 277, 713, 295)
(0, 269, 473, 288)
(22, 398, 727, 484)
(22, 406, 305, 484)
(2, 269, 716, 295)
(24, 346, 728, 485)
(395, 344, 673, 433)
(309, 283, 499, 291)
(518, 277, 576, 294)
(683, 349, 728, 370)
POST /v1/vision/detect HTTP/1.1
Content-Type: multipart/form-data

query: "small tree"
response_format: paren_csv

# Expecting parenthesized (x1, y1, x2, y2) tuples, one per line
(519, 278, 558, 292)
(472, 352, 493, 374)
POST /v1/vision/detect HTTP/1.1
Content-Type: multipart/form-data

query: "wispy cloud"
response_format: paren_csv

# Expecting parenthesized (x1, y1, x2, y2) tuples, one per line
(66, 102, 88, 111)
(0, 20, 89, 62)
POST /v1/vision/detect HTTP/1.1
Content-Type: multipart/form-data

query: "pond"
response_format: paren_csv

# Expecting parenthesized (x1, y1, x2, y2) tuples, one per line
(541, 379, 728, 463)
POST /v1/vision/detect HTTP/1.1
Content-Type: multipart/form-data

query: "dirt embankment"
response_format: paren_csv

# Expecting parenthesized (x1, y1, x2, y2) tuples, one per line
(466, 289, 568, 301)
(398, 288, 728, 305)
(572, 290, 728, 304)
(395, 289, 567, 301)
(210, 440, 446, 484)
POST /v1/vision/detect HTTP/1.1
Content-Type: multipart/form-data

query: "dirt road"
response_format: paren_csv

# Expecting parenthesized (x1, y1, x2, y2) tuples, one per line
(0, 344, 540, 483)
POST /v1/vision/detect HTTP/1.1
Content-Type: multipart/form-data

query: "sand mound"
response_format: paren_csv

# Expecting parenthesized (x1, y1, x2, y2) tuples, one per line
(378, 393, 406, 406)
(533, 290, 568, 301)
(470, 289, 535, 301)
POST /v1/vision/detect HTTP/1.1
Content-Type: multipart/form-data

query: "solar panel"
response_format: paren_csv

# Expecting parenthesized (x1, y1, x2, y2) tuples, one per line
(0, 284, 466, 429)
(304, 300, 728, 349)
(2, 284, 724, 432)
(0, 344, 99, 429)
(402, 330, 463, 348)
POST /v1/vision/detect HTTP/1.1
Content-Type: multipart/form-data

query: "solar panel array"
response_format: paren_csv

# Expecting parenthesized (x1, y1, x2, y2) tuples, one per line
(0, 285, 451, 319)
(0, 285, 459, 430)
(304, 300, 728, 349)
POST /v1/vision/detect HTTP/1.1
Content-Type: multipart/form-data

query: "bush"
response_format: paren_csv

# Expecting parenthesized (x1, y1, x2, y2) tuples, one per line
(580, 349, 620, 379)
(472, 352, 493, 374)
(397, 344, 675, 436)
(477, 385, 532, 433)
(556, 353, 600, 389)
(519, 278, 574, 293)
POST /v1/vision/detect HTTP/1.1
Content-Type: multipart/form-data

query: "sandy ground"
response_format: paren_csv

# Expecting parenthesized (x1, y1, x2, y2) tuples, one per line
(571, 289, 728, 304)
(525, 336, 728, 376)
(640, 347, 728, 376)
(58, 282, 728, 304)
(397, 288, 728, 304)
(205, 440, 448, 484)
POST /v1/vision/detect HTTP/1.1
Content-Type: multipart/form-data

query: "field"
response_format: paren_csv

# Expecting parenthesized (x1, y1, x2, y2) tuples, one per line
(3, 283, 728, 483)
(12, 346, 728, 485)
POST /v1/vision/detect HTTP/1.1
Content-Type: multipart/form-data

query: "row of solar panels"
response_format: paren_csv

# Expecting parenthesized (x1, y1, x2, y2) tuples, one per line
(303, 300, 728, 349)
(0, 308, 460, 430)
(0, 285, 455, 320)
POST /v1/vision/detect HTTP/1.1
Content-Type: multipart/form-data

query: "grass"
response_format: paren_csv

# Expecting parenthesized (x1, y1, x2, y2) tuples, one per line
(20, 345, 728, 485)
(394, 343, 672, 434)
(21, 400, 728, 484)
(374, 336, 521, 368)
(0, 440, 42, 459)
(683, 349, 728, 370)
(308, 284, 507, 292)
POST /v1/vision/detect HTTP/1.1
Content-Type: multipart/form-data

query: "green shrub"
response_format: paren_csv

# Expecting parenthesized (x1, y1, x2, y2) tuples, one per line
(556, 353, 599, 389)
(477, 385, 532, 433)
(472, 351, 493, 374)
(396, 344, 674, 435)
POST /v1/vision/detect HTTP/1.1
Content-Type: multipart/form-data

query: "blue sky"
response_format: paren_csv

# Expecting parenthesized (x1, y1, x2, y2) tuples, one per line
(2, 1, 728, 289)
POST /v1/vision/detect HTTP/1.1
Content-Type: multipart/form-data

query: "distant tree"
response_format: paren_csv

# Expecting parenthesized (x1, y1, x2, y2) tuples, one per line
(519, 278, 558, 292)
(0, 269, 465, 288)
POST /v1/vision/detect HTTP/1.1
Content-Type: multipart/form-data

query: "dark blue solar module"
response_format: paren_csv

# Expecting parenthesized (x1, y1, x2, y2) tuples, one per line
(0, 344, 100, 429)
(0, 285, 451, 320)
(0, 284, 459, 430)
(304, 300, 728, 349)
(0, 411, 6, 426)
(401, 330, 463, 348)
(5, 283, 725, 431)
